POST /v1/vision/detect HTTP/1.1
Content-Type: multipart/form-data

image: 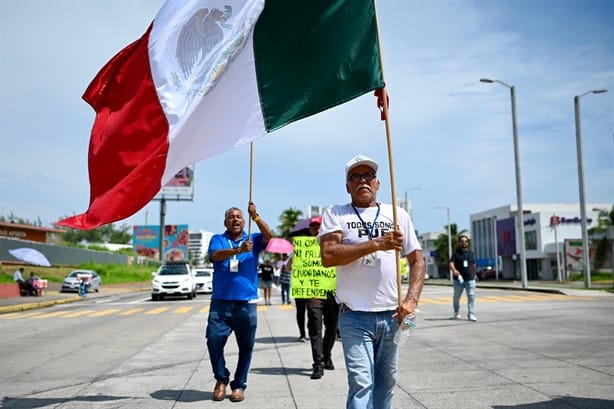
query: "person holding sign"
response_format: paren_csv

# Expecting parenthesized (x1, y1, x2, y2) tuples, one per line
(297, 215, 340, 380)
(206, 203, 273, 402)
(319, 155, 425, 409)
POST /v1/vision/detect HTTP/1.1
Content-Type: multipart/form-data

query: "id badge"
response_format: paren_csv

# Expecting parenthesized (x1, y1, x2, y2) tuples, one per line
(463, 260, 468, 268)
(363, 253, 376, 267)
(229, 258, 239, 272)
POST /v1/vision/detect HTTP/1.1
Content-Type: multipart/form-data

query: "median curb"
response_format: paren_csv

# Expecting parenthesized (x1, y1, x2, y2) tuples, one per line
(0, 296, 82, 314)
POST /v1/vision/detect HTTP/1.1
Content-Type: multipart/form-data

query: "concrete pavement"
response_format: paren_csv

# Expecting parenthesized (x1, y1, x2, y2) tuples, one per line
(2, 280, 613, 408)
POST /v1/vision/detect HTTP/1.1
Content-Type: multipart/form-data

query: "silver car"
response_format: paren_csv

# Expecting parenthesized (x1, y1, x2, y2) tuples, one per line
(61, 270, 102, 293)
(194, 268, 213, 294)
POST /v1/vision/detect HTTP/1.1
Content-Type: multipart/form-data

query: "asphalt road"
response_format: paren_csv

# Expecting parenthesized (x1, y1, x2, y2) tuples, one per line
(1, 285, 613, 408)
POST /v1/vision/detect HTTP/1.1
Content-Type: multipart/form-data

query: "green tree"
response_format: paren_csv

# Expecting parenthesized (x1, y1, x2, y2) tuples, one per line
(589, 206, 614, 270)
(277, 207, 304, 239)
(60, 222, 132, 245)
(433, 223, 468, 270)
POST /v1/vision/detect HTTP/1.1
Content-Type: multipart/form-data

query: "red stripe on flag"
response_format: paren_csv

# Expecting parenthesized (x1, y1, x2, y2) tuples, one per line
(57, 25, 169, 230)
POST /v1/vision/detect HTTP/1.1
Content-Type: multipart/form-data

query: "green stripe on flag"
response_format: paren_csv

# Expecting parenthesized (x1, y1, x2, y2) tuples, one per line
(254, 0, 384, 132)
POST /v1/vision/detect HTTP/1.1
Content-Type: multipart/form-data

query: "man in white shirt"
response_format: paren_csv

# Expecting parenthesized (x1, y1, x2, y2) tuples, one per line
(318, 154, 425, 409)
(13, 267, 29, 295)
(13, 267, 25, 283)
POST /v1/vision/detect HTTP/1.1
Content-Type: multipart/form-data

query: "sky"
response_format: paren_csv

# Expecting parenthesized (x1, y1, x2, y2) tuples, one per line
(1, 0, 613, 238)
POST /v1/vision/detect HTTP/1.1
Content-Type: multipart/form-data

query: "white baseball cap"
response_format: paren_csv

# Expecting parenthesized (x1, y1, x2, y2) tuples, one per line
(345, 154, 379, 178)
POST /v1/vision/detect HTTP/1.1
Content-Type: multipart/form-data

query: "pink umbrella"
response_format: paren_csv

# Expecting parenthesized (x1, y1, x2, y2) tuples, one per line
(266, 238, 293, 254)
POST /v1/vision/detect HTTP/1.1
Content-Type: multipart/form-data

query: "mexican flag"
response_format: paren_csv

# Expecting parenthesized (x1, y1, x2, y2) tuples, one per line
(57, 0, 384, 230)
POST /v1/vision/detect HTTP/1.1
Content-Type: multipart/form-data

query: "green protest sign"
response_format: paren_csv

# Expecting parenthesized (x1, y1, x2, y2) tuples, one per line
(291, 236, 336, 299)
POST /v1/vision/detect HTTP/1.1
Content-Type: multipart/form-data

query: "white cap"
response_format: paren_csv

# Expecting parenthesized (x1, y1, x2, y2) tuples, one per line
(345, 154, 379, 178)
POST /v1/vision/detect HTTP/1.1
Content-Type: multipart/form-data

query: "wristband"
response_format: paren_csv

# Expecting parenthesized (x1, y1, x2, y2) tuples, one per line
(253, 214, 261, 222)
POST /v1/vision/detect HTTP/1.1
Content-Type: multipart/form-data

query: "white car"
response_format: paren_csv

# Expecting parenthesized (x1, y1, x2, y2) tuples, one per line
(194, 268, 213, 294)
(151, 262, 196, 301)
(61, 270, 102, 293)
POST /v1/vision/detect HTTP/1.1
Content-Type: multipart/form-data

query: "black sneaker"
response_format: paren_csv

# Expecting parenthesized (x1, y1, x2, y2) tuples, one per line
(324, 358, 335, 370)
(310, 366, 324, 379)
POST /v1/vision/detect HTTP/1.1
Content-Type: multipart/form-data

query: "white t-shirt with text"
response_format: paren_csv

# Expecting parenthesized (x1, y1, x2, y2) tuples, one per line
(319, 203, 421, 312)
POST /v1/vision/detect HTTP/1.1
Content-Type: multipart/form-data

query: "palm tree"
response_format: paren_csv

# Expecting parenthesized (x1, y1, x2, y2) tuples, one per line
(434, 223, 468, 273)
(277, 207, 304, 239)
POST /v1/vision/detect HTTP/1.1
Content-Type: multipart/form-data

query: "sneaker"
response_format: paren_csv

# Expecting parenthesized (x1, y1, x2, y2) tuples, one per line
(468, 314, 478, 322)
(453, 314, 461, 320)
(310, 366, 324, 379)
(298, 336, 307, 343)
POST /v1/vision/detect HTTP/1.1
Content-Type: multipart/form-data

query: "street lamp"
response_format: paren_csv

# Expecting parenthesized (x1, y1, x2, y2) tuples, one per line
(435, 206, 453, 284)
(403, 187, 421, 218)
(490, 215, 499, 281)
(480, 78, 528, 288)
(574, 88, 608, 289)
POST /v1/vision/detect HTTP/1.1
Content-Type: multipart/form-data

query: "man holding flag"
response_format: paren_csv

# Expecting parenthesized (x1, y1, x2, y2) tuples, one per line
(319, 155, 425, 409)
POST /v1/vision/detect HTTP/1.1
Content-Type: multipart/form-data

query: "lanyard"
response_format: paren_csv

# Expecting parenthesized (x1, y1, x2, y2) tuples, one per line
(227, 238, 243, 259)
(351, 203, 380, 240)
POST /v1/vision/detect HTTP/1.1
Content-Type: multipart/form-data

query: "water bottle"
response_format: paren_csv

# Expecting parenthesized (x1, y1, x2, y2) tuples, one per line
(393, 311, 418, 346)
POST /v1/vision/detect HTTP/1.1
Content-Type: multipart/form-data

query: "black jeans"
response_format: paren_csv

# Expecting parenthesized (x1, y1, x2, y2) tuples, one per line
(295, 298, 308, 338)
(307, 293, 339, 368)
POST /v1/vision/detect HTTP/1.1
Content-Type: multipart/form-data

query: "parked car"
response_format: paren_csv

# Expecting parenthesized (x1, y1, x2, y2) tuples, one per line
(477, 266, 497, 281)
(151, 261, 196, 301)
(61, 270, 102, 293)
(194, 268, 213, 294)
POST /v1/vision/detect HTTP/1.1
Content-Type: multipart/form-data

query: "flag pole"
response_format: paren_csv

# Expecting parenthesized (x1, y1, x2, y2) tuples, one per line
(373, 1, 402, 309)
(247, 142, 254, 237)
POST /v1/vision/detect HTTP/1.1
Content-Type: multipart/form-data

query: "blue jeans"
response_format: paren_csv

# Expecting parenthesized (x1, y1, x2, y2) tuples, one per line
(338, 306, 399, 409)
(206, 300, 257, 391)
(453, 279, 476, 316)
(280, 282, 290, 303)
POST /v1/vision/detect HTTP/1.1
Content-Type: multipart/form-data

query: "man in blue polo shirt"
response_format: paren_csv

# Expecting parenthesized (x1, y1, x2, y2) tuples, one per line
(206, 202, 272, 403)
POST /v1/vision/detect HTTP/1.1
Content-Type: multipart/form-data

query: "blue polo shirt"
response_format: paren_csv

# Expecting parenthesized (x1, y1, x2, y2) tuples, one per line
(208, 231, 264, 301)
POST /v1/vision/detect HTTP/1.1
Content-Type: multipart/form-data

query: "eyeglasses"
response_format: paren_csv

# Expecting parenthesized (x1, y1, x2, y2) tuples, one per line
(459, 240, 468, 243)
(347, 172, 376, 183)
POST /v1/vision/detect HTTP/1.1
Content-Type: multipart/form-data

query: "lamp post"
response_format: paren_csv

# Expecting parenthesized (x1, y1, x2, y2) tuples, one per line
(403, 187, 421, 219)
(574, 88, 608, 289)
(480, 78, 528, 288)
(436, 206, 453, 284)
(491, 215, 499, 281)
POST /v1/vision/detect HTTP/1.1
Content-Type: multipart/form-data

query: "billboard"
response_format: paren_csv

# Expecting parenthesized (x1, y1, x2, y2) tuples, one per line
(133, 225, 189, 261)
(154, 166, 194, 200)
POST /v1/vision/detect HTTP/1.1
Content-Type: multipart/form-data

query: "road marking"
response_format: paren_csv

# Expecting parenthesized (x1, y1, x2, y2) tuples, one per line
(1, 293, 599, 320)
(173, 307, 193, 314)
(145, 307, 168, 315)
(63, 309, 97, 318)
(31, 310, 73, 319)
(90, 308, 121, 317)
(418, 298, 449, 305)
(120, 308, 144, 316)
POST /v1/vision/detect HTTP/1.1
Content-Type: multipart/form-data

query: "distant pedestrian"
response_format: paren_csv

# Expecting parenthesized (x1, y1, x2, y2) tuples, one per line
(450, 234, 477, 321)
(259, 259, 274, 305)
(277, 254, 291, 304)
(286, 256, 308, 342)
(13, 267, 30, 295)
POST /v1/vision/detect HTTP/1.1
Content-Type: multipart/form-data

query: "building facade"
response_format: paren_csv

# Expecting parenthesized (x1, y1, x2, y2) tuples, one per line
(188, 230, 213, 267)
(470, 203, 611, 281)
